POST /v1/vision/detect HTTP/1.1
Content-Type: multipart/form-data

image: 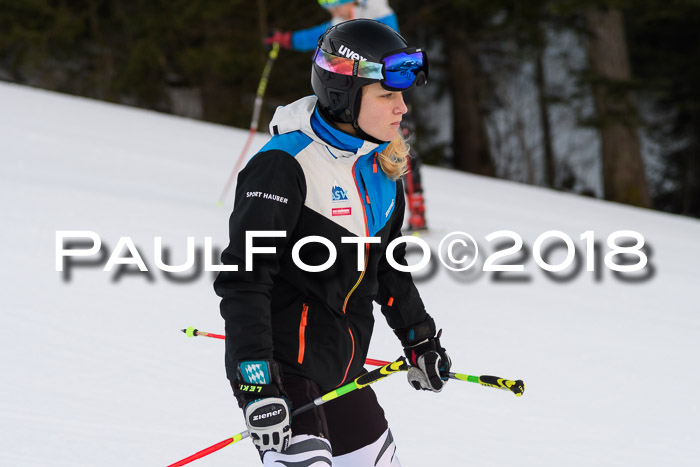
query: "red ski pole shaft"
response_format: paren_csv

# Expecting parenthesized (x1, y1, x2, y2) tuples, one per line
(182, 328, 390, 367)
(167, 433, 249, 467)
(365, 358, 391, 366)
(182, 327, 225, 340)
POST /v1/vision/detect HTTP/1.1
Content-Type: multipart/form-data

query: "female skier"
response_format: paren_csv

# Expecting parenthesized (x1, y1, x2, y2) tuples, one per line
(265, 0, 429, 230)
(214, 19, 451, 466)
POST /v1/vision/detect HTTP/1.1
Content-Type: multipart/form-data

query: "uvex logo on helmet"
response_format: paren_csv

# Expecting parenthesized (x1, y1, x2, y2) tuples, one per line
(338, 45, 366, 61)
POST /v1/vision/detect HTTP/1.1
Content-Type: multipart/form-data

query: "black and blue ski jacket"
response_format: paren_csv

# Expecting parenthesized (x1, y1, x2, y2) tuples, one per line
(214, 96, 429, 390)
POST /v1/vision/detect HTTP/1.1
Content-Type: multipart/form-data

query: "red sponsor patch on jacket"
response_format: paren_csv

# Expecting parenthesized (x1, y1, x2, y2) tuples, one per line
(332, 207, 352, 216)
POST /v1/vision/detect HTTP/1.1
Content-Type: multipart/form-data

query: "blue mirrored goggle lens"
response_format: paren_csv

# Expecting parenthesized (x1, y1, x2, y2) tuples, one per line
(381, 51, 427, 89)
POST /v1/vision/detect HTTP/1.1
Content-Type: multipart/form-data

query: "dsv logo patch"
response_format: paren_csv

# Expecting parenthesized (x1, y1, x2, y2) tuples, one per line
(332, 180, 349, 202)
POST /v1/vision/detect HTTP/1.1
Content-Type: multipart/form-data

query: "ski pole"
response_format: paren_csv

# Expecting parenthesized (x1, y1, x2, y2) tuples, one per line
(217, 42, 280, 206)
(166, 357, 408, 467)
(182, 327, 224, 340)
(357, 358, 524, 397)
(451, 373, 524, 397)
(182, 328, 524, 396)
(183, 327, 395, 369)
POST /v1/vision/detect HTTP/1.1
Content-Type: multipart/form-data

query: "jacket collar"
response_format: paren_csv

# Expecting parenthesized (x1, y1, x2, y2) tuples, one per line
(269, 96, 388, 158)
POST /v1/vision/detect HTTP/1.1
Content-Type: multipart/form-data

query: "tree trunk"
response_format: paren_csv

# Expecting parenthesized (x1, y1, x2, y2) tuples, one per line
(586, 7, 651, 207)
(682, 145, 699, 215)
(535, 49, 556, 188)
(445, 28, 494, 176)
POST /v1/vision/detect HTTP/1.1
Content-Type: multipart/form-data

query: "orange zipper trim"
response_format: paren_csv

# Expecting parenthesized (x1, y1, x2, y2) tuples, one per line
(344, 326, 355, 381)
(298, 303, 309, 364)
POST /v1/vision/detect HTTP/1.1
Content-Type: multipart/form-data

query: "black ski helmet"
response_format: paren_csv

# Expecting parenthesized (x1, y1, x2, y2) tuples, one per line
(311, 19, 423, 126)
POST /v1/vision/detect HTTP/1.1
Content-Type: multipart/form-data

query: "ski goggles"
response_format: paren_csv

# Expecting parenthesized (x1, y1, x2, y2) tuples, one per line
(313, 46, 429, 91)
(318, 0, 354, 8)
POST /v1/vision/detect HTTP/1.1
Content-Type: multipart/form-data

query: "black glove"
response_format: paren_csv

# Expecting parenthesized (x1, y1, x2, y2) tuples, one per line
(394, 316, 452, 392)
(234, 360, 292, 453)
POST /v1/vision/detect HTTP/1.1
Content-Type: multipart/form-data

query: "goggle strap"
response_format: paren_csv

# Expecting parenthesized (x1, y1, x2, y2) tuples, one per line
(314, 48, 383, 80)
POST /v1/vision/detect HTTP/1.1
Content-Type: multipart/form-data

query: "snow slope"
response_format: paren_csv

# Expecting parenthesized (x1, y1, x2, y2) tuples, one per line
(2, 82, 699, 466)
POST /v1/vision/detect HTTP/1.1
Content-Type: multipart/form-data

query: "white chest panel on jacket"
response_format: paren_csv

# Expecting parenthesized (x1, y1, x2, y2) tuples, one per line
(296, 148, 368, 238)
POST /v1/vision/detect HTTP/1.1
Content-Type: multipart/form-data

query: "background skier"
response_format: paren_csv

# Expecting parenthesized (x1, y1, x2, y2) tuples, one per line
(264, 0, 428, 230)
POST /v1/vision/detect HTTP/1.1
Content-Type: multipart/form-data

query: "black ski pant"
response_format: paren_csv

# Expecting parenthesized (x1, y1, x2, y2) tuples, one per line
(281, 373, 389, 456)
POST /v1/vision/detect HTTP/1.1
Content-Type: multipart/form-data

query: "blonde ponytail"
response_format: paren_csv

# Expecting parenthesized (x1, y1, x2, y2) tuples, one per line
(378, 131, 410, 181)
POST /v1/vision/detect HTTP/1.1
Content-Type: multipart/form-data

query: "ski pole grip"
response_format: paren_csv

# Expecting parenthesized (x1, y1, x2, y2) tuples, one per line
(356, 357, 407, 388)
(478, 375, 525, 397)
